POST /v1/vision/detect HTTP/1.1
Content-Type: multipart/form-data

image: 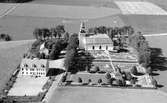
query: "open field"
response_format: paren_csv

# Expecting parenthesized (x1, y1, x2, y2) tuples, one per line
(115, 1, 167, 15)
(9, 4, 120, 19)
(120, 15, 167, 34)
(0, 15, 124, 40)
(49, 86, 167, 103)
(0, 40, 33, 93)
(29, 0, 119, 8)
(8, 76, 48, 96)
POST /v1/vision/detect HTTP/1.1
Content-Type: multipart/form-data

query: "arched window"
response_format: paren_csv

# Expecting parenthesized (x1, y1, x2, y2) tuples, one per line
(99, 45, 102, 50)
(106, 46, 108, 50)
(41, 64, 45, 68)
(33, 64, 36, 68)
(24, 64, 28, 67)
(92, 46, 95, 50)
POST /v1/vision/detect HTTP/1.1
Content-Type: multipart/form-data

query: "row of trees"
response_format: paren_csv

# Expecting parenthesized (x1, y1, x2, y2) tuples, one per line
(88, 26, 134, 37)
(129, 32, 151, 68)
(0, 33, 12, 41)
(88, 26, 134, 50)
(33, 25, 67, 40)
(64, 33, 79, 73)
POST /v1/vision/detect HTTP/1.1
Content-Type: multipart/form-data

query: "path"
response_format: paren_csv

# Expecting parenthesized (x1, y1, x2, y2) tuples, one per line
(42, 73, 64, 103)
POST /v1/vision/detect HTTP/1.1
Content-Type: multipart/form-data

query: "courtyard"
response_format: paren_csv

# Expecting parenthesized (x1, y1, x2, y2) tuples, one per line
(8, 76, 48, 96)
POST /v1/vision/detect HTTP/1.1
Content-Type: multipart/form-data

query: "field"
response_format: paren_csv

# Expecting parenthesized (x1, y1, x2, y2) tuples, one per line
(115, 1, 167, 15)
(48, 86, 167, 103)
(0, 40, 33, 93)
(29, 0, 119, 8)
(0, 15, 124, 40)
(120, 15, 167, 34)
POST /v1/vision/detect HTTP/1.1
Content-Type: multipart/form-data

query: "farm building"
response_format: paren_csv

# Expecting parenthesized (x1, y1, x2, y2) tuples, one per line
(79, 22, 113, 51)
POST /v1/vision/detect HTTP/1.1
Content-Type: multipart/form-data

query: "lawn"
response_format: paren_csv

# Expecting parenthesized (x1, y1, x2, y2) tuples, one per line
(48, 86, 167, 103)
(8, 76, 48, 96)
(0, 40, 33, 93)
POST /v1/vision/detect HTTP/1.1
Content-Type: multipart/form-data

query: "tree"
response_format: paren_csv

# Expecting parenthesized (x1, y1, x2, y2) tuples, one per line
(67, 33, 79, 50)
(130, 66, 138, 75)
(50, 28, 57, 39)
(151, 78, 157, 87)
(33, 28, 41, 40)
(64, 32, 70, 42)
(98, 79, 102, 84)
(56, 25, 66, 38)
(105, 72, 111, 79)
(64, 49, 77, 72)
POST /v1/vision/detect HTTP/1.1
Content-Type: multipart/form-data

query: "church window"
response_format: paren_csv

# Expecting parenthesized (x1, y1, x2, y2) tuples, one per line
(92, 46, 95, 50)
(106, 46, 108, 50)
(99, 46, 102, 49)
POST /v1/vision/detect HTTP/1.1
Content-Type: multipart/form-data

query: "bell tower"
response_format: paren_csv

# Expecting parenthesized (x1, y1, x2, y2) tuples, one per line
(79, 22, 87, 49)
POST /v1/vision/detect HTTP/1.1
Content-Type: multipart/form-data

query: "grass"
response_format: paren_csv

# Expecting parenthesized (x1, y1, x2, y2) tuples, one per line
(48, 86, 167, 103)
(0, 40, 33, 93)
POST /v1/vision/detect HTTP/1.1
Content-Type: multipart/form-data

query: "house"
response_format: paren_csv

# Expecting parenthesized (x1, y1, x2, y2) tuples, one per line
(78, 22, 113, 51)
(19, 58, 65, 77)
(19, 58, 49, 77)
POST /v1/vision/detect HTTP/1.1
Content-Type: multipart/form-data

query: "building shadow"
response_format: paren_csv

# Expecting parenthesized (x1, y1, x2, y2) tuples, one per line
(150, 48, 167, 71)
(47, 68, 65, 76)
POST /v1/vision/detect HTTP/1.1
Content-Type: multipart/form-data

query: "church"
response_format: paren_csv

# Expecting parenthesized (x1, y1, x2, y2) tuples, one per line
(78, 22, 114, 51)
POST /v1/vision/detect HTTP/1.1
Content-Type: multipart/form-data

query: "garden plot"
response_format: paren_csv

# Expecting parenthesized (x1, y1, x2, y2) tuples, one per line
(8, 76, 48, 96)
(115, 1, 167, 15)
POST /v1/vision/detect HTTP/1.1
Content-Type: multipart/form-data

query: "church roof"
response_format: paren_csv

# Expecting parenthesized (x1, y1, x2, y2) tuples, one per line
(85, 34, 113, 45)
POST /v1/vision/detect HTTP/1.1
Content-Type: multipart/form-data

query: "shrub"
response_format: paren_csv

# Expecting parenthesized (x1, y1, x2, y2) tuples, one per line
(151, 78, 157, 87)
(130, 66, 138, 75)
(107, 78, 115, 85)
(98, 79, 102, 84)
(78, 77, 82, 83)
(124, 72, 132, 80)
(105, 72, 111, 79)
(88, 79, 92, 84)
(61, 76, 66, 82)
(90, 66, 100, 73)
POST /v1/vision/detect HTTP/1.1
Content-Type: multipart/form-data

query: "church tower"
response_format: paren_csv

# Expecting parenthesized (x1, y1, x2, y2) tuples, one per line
(79, 22, 87, 49)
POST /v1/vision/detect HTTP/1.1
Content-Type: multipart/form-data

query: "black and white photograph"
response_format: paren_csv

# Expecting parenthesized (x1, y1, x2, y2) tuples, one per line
(0, 0, 167, 103)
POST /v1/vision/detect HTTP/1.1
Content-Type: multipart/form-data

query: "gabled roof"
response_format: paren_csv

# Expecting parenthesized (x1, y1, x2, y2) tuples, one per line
(85, 34, 113, 45)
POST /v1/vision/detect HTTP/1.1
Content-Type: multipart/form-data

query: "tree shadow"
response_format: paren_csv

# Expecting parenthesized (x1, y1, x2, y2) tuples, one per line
(150, 48, 167, 71)
(157, 84, 164, 88)
(75, 51, 95, 72)
(150, 72, 160, 76)
(47, 68, 65, 76)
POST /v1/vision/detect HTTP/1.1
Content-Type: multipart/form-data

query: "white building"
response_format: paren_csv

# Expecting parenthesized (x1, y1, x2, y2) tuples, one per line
(19, 58, 65, 77)
(19, 58, 49, 77)
(78, 22, 113, 51)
